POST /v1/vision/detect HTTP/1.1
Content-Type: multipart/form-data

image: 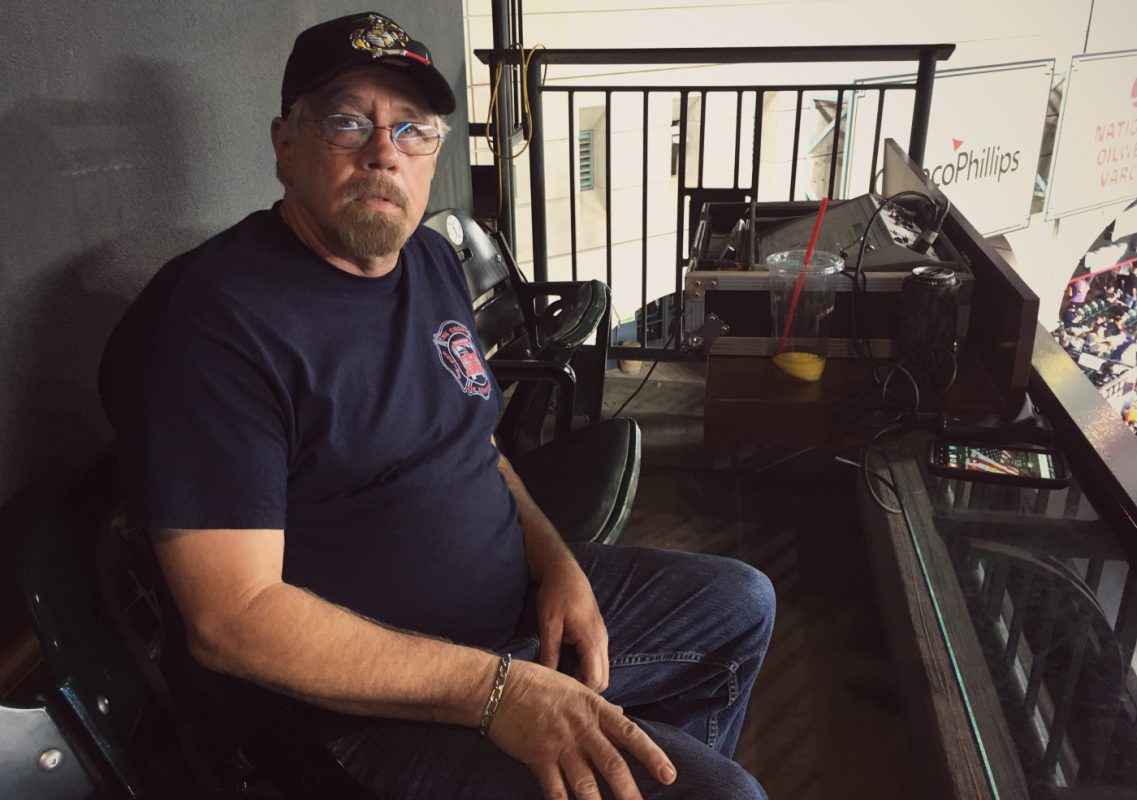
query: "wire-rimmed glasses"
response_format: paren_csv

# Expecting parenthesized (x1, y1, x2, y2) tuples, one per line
(305, 113, 442, 156)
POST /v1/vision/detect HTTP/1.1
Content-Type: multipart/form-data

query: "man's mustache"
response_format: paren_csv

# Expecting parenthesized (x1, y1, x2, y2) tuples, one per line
(342, 177, 408, 209)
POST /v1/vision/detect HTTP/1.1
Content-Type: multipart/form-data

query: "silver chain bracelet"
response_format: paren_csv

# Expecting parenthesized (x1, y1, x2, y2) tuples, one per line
(479, 653, 512, 736)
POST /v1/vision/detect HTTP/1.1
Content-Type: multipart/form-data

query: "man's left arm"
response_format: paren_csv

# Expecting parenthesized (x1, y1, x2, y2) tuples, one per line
(496, 447, 610, 693)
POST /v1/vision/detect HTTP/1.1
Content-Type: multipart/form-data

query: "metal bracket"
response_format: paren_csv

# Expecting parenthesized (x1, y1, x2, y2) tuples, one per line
(682, 313, 730, 351)
(0, 703, 94, 798)
(684, 276, 720, 300)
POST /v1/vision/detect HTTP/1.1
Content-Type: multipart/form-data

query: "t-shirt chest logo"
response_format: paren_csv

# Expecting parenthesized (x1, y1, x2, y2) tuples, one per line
(433, 321, 491, 399)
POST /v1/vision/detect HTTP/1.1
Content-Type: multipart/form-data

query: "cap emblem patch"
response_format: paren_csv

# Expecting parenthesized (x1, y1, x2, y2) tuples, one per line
(350, 14, 411, 58)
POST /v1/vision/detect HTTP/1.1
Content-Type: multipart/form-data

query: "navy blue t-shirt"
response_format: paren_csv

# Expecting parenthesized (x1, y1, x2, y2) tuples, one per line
(100, 205, 529, 652)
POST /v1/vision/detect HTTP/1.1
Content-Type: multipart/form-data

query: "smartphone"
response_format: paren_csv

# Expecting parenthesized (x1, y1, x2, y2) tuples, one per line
(927, 440, 1070, 488)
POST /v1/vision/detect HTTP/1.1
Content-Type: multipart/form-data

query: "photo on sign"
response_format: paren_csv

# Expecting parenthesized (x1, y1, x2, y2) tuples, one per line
(1051, 198, 1137, 436)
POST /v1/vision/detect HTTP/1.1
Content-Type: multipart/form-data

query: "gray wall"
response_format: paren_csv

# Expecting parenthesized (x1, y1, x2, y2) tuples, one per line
(0, 3, 471, 513)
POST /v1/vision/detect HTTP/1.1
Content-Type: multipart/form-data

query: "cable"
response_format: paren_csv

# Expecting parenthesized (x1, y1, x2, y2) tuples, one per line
(741, 447, 815, 478)
(842, 268, 870, 361)
(831, 356, 922, 431)
(911, 197, 951, 255)
(898, 342, 958, 406)
(611, 233, 692, 420)
(832, 452, 900, 515)
(846, 190, 939, 361)
(829, 193, 960, 510)
(485, 43, 545, 160)
(878, 360, 920, 414)
(611, 313, 679, 419)
(850, 425, 906, 514)
(833, 190, 963, 433)
(862, 456, 902, 514)
(485, 43, 546, 218)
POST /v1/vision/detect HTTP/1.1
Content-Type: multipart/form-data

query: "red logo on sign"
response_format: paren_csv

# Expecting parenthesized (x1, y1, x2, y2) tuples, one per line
(1131, 76, 1137, 108)
(952, 138, 964, 152)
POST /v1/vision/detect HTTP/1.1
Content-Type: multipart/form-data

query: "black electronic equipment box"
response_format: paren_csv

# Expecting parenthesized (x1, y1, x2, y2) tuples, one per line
(754, 194, 943, 271)
(684, 198, 973, 358)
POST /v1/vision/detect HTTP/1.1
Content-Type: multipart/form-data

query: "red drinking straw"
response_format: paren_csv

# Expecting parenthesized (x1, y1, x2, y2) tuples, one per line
(776, 197, 830, 354)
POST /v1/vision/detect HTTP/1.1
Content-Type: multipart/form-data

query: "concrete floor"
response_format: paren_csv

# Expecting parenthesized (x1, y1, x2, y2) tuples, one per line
(601, 363, 921, 800)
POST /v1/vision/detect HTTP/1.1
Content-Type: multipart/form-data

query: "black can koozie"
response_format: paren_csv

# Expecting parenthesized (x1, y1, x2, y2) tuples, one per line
(899, 266, 960, 360)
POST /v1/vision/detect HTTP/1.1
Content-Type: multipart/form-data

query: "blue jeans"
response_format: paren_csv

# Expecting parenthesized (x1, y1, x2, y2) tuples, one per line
(327, 542, 775, 799)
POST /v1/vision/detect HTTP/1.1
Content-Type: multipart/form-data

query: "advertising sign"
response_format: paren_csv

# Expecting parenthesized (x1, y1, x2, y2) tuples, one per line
(844, 61, 1054, 236)
(1045, 49, 1137, 220)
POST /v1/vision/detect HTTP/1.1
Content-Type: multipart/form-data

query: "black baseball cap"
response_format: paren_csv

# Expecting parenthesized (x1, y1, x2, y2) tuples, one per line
(280, 12, 456, 117)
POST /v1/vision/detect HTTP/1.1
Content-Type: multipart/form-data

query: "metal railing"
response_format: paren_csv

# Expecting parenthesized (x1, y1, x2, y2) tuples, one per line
(958, 531, 1132, 787)
(475, 44, 954, 360)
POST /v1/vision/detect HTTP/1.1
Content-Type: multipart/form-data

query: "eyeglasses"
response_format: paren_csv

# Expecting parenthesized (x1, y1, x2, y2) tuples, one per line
(304, 113, 443, 156)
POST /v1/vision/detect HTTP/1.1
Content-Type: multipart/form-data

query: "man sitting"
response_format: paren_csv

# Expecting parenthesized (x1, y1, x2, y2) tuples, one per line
(98, 11, 775, 800)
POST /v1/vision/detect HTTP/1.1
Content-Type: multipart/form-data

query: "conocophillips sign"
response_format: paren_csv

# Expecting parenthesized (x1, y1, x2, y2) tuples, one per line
(924, 141, 1023, 187)
(846, 61, 1053, 236)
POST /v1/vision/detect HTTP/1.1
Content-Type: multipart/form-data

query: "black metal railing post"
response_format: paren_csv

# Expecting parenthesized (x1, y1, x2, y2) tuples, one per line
(697, 91, 708, 188)
(567, 90, 578, 281)
(526, 50, 548, 282)
(909, 48, 940, 166)
(789, 89, 803, 200)
(673, 90, 690, 300)
(828, 89, 844, 199)
(605, 92, 613, 290)
(490, 0, 517, 246)
(733, 91, 743, 190)
(869, 87, 887, 193)
(751, 89, 764, 194)
(641, 91, 650, 345)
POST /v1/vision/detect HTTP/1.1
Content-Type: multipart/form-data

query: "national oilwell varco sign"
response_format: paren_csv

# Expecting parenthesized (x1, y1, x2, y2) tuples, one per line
(1046, 49, 1137, 221)
(1094, 115, 1137, 188)
(924, 139, 1022, 187)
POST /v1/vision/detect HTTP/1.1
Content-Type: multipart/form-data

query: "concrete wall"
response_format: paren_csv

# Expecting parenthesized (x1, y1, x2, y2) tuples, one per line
(0, 2, 469, 507)
(0, 3, 468, 684)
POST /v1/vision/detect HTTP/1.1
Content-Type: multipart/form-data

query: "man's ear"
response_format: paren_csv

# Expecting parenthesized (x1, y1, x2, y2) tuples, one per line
(271, 117, 293, 184)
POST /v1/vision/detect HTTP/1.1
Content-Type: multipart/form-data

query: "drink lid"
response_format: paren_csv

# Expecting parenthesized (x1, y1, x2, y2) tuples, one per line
(765, 249, 844, 275)
(909, 265, 958, 285)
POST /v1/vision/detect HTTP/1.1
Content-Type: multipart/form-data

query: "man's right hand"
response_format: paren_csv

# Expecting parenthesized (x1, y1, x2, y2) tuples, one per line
(487, 660, 677, 800)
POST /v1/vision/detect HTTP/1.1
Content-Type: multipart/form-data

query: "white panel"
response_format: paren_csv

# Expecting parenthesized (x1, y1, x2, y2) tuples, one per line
(846, 61, 1054, 235)
(1046, 49, 1137, 220)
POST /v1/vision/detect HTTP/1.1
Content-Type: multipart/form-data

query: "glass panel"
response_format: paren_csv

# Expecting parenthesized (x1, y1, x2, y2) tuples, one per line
(889, 434, 1136, 796)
